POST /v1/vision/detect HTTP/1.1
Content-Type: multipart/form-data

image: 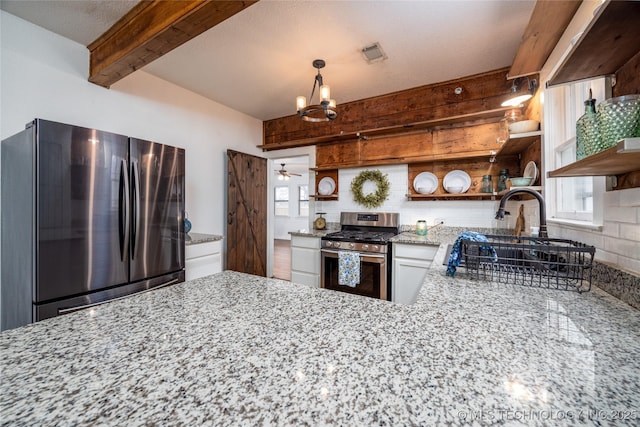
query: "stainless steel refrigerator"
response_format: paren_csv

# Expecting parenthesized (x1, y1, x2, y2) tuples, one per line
(1, 119, 185, 331)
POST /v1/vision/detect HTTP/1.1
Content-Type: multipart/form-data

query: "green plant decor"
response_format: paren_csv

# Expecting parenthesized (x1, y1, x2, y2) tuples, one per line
(351, 170, 390, 209)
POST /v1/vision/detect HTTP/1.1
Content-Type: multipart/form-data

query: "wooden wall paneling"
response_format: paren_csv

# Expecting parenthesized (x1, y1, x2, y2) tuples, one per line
(315, 140, 361, 168)
(263, 67, 521, 149)
(359, 132, 433, 162)
(431, 122, 503, 157)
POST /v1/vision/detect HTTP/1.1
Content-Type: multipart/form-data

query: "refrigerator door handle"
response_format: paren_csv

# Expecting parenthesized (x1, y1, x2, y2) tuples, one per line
(131, 161, 141, 259)
(119, 159, 130, 262)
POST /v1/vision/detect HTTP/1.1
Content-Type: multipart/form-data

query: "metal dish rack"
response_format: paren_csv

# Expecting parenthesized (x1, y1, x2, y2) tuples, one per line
(461, 235, 595, 293)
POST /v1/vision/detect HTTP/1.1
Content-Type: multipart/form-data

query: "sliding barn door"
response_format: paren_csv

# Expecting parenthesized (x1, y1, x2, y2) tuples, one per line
(226, 150, 267, 276)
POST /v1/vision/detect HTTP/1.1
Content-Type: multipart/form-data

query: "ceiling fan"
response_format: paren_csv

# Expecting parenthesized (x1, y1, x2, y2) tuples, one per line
(275, 163, 301, 181)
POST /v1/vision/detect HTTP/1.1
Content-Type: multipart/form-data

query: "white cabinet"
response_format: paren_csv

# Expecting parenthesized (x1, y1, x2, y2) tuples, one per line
(185, 240, 222, 281)
(290, 235, 321, 287)
(392, 243, 438, 305)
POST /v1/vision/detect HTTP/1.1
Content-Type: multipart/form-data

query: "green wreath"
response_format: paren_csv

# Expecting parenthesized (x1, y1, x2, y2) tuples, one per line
(351, 170, 390, 208)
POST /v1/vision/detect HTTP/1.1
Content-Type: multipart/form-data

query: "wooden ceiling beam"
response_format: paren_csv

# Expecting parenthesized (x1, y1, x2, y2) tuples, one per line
(87, 0, 258, 88)
(508, 0, 581, 79)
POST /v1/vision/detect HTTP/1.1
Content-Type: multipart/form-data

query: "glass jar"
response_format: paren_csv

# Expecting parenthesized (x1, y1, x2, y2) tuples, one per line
(481, 175, 493, 193)
(576, 93, 598, 160)
(497, 169, 509, 192)
(497, 109, 523, 143)
(416, 220, 427, 236)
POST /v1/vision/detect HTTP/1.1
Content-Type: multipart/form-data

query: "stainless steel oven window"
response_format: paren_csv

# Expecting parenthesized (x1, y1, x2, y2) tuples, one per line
(320, 249, 387, 300)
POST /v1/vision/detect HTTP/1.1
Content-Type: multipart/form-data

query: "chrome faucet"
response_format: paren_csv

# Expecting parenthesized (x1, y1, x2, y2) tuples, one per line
(495, 188, 548, 237)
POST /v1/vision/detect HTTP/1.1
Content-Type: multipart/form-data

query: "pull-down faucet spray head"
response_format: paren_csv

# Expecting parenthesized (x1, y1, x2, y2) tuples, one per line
(495, 188, 548, 237)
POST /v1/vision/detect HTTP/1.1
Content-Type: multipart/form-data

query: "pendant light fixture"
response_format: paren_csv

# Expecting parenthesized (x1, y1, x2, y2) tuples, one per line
(296, 59, 337, 122)
(501, 77, 538, 107)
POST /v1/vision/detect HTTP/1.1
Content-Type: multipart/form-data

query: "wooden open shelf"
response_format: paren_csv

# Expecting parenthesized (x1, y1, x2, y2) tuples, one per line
(497, 131, 542, 156)
(408, 186, 542, 201)
(408, 192, 497, 201)
(548, 1, 640, 86)
(259, 107, 513, 151)
(548, 138, 640, 178)
(312, 168, 339, 199)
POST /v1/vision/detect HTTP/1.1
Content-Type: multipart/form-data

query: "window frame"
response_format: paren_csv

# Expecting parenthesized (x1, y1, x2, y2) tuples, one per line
(274, 185, 290, 217)
(544, 77, 609, 226)
(298, 185, 309, 217)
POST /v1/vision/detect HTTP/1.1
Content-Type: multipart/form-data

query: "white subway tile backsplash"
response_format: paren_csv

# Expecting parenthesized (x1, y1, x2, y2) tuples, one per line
(594, 249, 617, 264)
(619, 223, 640, 241)
(604, 235, 640, 257)
(313, 164, 639, 276)
(604, 206, 638, 223)
(618, 187, 640, 207)
(601, 221, 620, 237)
(618, 255, 640, 276)
(603, 188, 620, 206)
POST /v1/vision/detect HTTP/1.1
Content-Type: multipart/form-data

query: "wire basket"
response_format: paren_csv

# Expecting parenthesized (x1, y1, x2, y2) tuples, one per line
(460, 235, 595, 293)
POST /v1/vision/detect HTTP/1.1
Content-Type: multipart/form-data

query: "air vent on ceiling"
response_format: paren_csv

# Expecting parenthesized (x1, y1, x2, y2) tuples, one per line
(361, 42, 387, 64)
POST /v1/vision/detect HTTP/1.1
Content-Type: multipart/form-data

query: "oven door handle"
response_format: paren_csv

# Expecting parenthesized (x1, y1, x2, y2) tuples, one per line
(321, 249, 386, 260)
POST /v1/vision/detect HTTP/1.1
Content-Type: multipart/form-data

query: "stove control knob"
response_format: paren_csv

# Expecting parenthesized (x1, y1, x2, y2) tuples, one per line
(372, 245, 380, 251)
(349, 243, 355, 249)
(334, 242, 341, 248)
(362, 244, 369, 250)
(325, 241, 332, 248)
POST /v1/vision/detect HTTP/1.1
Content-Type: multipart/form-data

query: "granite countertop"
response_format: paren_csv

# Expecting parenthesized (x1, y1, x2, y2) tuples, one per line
(289, 228, 338, 238)
(390, 231, 441, 246)
(2, 269, 640, 425)
(185, 232, 223, 245)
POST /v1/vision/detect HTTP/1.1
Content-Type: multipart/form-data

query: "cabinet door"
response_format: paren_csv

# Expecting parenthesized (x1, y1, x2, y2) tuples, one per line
(290, 235, 320, 287)
(185, 241, 222, 281)
(393, 258, 431, 305)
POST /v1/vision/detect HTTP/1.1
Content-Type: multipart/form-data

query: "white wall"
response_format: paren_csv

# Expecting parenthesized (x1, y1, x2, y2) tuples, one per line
(539, 1, 640, 276)
(314, 164, 535, 231)
(273, 171, 310, 240)
(1, 11, 263, 240)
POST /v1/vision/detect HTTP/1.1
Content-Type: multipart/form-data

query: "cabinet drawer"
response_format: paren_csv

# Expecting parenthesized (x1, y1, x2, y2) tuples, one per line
(186, 240, 222, 260)
(291, 235, 321, 249)
(393, 243, 438, 261)
(186, 254, 221, 281)
(291, 247, 320, 274)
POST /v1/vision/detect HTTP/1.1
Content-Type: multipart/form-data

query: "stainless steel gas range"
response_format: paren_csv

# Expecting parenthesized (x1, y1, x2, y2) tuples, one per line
(321, 212, 399, 300)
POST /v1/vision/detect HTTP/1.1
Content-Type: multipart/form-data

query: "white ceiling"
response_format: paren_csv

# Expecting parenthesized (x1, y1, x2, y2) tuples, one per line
(1, 0, 536, 121)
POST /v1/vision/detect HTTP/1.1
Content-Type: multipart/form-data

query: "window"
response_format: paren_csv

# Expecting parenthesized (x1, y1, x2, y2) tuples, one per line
(545, 77, 609, 223)
(274, 186, 289, 216)
(298, 185, 309, 217)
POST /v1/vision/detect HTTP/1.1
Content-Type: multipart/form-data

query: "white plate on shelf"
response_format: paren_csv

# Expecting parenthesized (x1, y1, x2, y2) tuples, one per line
(413, 172, 438, 194)
(524, 161, 538, 183)
(443, 170, 471, 193)
(317, 177, 336, 195)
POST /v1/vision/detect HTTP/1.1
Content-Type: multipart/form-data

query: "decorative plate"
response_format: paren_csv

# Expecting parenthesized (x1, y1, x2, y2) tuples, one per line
(443, 170, 471, 193)
(524, 161, 538, 183)
(413, 172, 438, 194)
(318, 177, 336, 195)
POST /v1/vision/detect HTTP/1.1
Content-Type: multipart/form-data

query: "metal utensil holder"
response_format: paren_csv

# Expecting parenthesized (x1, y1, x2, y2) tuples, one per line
(461, 235, 595, 293)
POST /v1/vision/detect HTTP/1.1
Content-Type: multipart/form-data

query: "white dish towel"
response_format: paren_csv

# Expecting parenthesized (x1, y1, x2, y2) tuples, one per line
(338, 251, 360, 287)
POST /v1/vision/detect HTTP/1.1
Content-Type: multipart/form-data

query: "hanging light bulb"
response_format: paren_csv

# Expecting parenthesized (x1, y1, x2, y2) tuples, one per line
(296, 59, 338, 122)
